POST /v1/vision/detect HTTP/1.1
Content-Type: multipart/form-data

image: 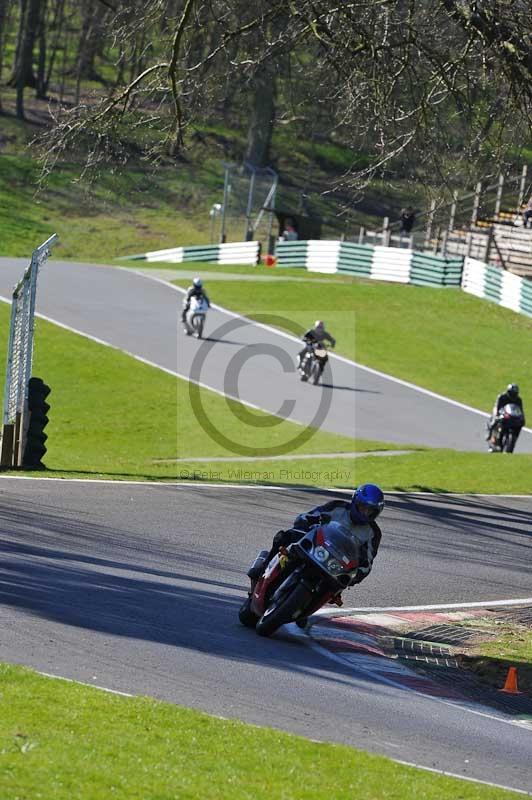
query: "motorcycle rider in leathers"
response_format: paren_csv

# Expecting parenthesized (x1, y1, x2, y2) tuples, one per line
(181, 277, 210, 327)
(486, 383, 525, 449)
(247, 484, 385, 610)
(297, 320, 336, 367)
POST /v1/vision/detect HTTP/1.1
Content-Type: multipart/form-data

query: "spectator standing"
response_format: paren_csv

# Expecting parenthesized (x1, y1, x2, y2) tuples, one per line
(399, 206, 416, 234)
(523, 196, 532, 228)
(281, 218, 299, 241)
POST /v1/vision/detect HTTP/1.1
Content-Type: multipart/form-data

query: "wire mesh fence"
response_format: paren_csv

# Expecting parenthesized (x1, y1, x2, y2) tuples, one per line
(1, 234, 58, 466)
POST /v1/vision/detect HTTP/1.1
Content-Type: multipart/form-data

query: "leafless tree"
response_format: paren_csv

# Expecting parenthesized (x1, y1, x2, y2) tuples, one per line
(25, 0, 530, 190)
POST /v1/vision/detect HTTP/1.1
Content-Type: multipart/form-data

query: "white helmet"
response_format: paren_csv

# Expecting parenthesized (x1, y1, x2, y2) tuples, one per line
(193, 277, 203, 289)
(314, 320, 324, 330)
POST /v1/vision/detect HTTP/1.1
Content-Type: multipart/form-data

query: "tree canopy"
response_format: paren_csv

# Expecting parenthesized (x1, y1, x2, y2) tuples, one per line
(0, 0, 530, 190)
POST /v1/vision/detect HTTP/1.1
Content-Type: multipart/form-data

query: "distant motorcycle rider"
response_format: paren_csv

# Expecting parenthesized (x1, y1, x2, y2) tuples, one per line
(181, 277, 210, 326)
(247, 484, 385, 604)
(297, 320, 336, 367)
(486, 383, 525, 446)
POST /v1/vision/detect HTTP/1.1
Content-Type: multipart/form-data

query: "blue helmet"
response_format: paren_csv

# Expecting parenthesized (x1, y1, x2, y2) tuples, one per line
(350, 483, 385, 524)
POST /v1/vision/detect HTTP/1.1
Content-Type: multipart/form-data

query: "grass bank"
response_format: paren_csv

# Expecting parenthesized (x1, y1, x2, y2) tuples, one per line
(172, 277, 532, 413)
(0, 663, 521, 800)
(174, 450, 532, 494)
(0, 303, 392, 480)
(465, 622, 532, 696)
(1, 304, 530, 492)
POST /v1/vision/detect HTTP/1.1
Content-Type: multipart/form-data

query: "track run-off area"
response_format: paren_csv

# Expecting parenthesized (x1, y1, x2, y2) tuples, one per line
(0, 260, 530, 792)
(1, 478, 531, 793)
(1, 257, 531, 451)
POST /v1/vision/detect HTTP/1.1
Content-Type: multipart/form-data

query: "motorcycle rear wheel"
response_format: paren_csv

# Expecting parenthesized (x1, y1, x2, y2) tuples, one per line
(256, 582, 312, 637)
(238, 595, 259, 628)
(504, 431, 516, 453)
(311, 362, 322, 385)
(192, 315, 204, 339)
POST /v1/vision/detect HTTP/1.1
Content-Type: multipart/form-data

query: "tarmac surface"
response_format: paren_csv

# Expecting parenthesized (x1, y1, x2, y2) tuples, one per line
(1, 257, 531, 452)
(0, 257, 531, 790)
(0, 479, 531, 792)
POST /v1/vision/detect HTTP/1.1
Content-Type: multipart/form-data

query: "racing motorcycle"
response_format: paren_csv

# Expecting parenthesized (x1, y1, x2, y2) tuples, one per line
(238, 521, 360, 637)
(299, 342, 329, 385)
(488, 403, 524, 453)
(183, 295, 208, 338)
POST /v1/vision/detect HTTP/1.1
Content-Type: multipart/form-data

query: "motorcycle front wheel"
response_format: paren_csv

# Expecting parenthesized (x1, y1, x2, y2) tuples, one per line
(256, 582, 312, 637)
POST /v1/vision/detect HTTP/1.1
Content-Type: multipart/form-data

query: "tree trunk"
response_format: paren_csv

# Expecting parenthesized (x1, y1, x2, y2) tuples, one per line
(9, 0, 42, 119)
(43, 0, 65, 96)
(35, 0, 47, 98)
(75, 0, 107, 101)
(245, 60, 276, 167)
(0, 0, 12, 112)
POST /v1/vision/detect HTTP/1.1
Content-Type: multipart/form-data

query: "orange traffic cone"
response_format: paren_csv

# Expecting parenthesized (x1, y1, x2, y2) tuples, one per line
(500, 666, 522, 694)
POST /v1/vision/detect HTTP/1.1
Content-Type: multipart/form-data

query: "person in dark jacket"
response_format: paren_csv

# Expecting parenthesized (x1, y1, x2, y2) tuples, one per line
(399, 206, 416, 234)
(181, 277, 210, 326)
(247, 484, 385, 613)
(297, 320, 336, 366)
(486, 383, 525, 448)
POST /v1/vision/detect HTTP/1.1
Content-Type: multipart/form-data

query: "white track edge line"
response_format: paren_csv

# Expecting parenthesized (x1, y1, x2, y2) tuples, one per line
(0, 475, 530, 499)
(392, 759, 530, 796)
(0, 295, 308, 426)
(141, 269, 532, 433)
(307, 638, 529, 733)
(29, 669, 531, 795)
(38, 670, 134, 697)
(312, 598, 532, 615)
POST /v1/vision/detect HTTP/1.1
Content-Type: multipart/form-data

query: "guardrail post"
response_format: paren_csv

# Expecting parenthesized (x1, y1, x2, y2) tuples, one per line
(441, 229, 448, 257)
(483, 227, 494, 263)
(494, 173, 504, 219)
(433, 226, 441, 254)
(465, 230, 473, 258)
(424, 199, 436, 250)
(517, 164, 528, 212)
(382, 217, 391, 246)
(358, 226, 365, 244)
(471, 181, 482, 226)
(448, 190, 458, 231)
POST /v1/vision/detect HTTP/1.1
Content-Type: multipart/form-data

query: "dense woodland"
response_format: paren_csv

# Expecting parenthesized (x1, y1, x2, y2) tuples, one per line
(0, 0, 531, 194)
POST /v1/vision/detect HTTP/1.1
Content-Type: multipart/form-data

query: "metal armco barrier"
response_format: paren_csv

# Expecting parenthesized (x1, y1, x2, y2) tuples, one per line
(275, 239, 463, 288)
(1, 234, 58, 467)
(461, 257, 532, 318)
(274, 239, 532, 320)
(125, 240, 261, 266)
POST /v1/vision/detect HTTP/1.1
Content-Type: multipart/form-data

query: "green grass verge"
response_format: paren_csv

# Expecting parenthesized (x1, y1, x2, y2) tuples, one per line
(0, 663, 521, 800)
(0, 303, 394, 480)
(174, 451, 532, 494)
(1, 303, 531, 492)
(0, 153, 220, 259)
(117, 261, 354, 280)
(459, 621, 532, 696)
(171, 277, 532, 413)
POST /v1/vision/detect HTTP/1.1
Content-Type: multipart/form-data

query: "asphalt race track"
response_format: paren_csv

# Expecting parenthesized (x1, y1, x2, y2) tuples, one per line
(1, 258, 531, 452)
(0, 479, 531, 792)
(0, 258, 531, 791)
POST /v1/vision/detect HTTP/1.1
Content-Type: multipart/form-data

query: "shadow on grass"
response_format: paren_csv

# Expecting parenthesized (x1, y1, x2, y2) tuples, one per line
(461, 652, 532, 697)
